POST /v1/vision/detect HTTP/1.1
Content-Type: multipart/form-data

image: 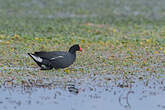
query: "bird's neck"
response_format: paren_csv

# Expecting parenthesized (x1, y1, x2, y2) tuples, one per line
(69, 49, 76, 54)
(68, 50, 76, 59)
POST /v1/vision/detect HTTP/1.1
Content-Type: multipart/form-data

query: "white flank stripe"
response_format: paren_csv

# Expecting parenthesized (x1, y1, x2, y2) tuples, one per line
(30, 54, 43, 62)
(51, 56, 64, 60)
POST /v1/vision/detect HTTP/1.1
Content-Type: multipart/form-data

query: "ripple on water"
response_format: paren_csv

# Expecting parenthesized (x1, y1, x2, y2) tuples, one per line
(0, 74, 165, 110)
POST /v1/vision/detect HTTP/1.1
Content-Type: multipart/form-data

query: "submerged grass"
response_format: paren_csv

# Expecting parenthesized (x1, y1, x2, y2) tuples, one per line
(0, 0, 165, 86)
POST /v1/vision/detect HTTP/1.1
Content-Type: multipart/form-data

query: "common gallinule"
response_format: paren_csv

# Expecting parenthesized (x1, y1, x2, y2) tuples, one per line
(28, 44, 82, 70)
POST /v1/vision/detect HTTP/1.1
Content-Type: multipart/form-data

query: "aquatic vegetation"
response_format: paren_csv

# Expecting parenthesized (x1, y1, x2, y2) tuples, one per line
(0, 0, 165, 109)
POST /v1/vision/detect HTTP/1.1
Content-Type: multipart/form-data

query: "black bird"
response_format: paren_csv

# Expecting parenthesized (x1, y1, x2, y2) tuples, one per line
(28, 44, 82, 70)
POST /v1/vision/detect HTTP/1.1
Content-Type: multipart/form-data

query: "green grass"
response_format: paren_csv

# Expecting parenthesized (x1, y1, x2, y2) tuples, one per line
(0, 0, 165, 86)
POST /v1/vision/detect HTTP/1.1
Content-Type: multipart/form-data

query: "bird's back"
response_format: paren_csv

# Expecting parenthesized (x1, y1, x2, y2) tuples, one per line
(50, 52, 76, 69)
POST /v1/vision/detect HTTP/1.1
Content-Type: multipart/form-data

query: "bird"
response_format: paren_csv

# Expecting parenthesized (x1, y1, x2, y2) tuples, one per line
(28, 44, 82, 70)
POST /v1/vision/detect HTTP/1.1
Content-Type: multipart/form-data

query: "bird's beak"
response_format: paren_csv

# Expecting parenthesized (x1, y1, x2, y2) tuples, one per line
(80, 47, 82, 51)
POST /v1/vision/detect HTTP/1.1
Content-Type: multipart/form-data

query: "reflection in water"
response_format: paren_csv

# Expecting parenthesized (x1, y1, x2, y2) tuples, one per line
(0, 76, 165, 110)
(67, 84, 79, 95)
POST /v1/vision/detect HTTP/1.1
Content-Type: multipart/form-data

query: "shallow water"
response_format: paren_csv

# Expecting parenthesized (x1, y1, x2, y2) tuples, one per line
(0, 73, 165, 110)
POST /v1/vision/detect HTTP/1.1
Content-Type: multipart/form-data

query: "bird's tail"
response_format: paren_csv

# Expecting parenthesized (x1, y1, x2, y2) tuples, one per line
(28, 53, 43, 66)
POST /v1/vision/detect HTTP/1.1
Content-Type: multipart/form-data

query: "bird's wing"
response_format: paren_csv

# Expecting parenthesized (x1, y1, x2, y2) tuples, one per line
(34, 51, 66, 60)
